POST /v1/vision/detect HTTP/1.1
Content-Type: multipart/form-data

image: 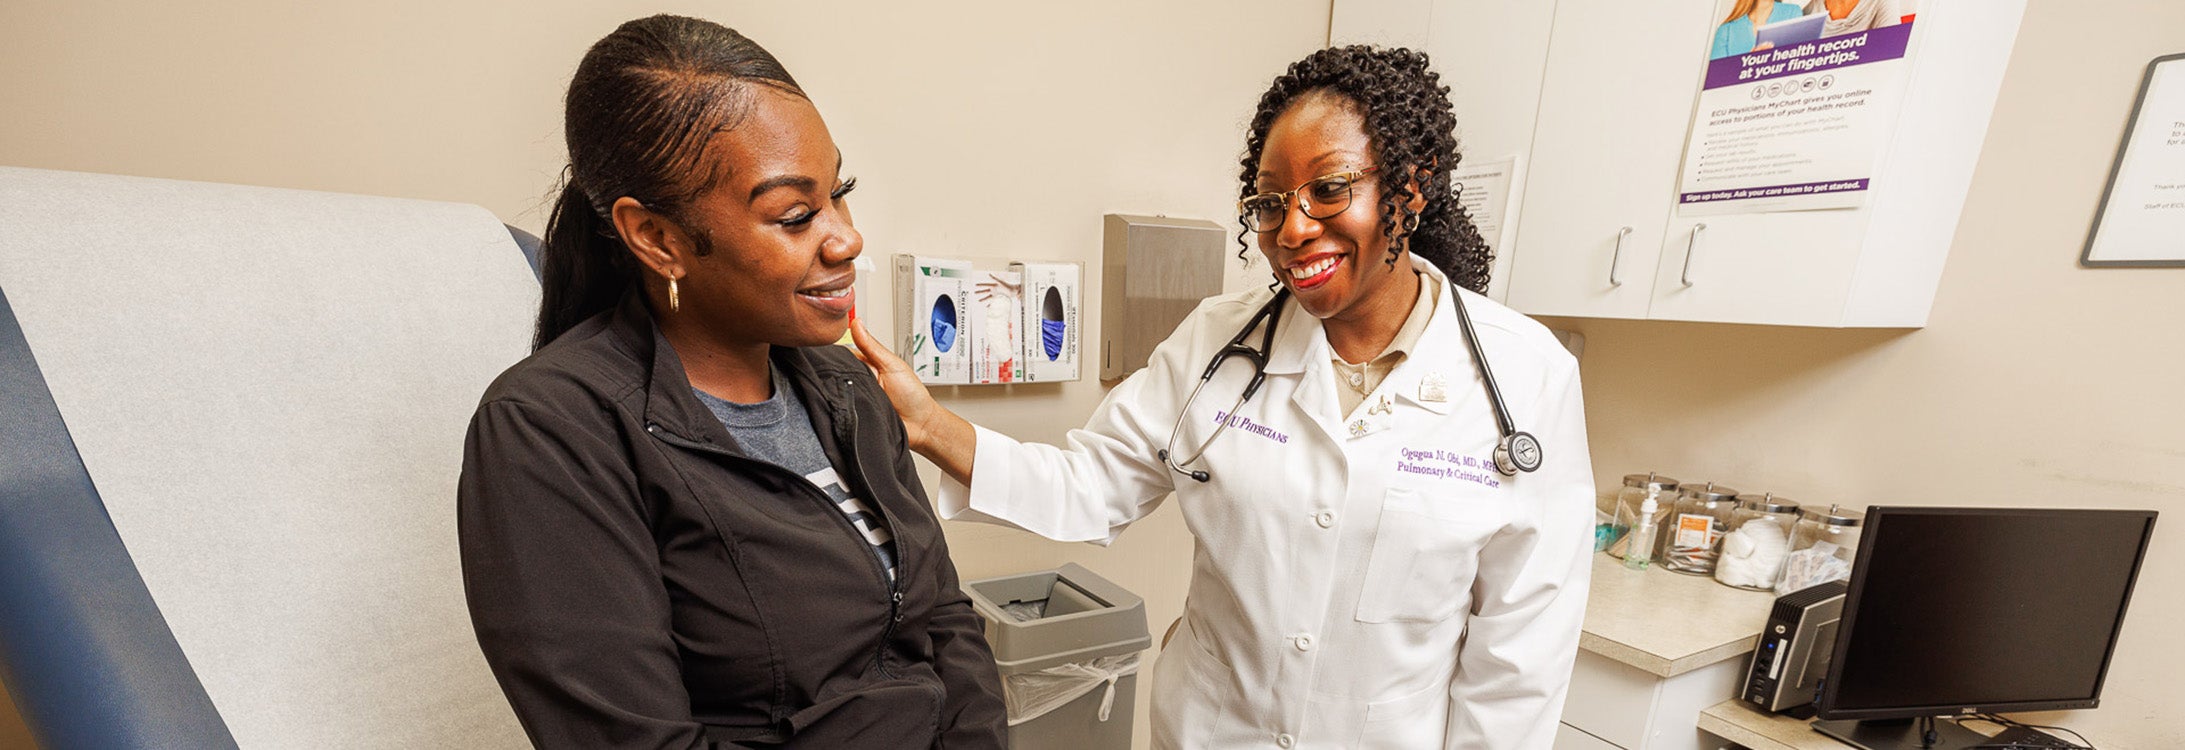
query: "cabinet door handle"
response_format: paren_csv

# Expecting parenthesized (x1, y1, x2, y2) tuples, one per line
(1682, 223, 1707, 287)
(1608, 226, 1632, 287)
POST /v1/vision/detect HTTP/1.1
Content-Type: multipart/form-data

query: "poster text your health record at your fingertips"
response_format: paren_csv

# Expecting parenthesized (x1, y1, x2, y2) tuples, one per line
(1678, 0, 1925, 215)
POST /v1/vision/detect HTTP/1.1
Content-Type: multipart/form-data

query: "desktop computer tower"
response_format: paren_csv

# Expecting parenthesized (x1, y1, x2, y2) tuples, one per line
(1744, 581, 1847, 712)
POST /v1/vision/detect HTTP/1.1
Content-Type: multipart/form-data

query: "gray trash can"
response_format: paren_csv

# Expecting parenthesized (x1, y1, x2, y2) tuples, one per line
(965, 563, 1151, 749)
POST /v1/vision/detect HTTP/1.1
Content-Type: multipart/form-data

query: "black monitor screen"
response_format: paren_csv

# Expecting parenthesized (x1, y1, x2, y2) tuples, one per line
(1817, 507, 2156, 719)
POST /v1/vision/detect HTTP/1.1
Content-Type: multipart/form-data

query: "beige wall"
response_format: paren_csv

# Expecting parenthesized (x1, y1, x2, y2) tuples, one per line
(1548, 2, 2185, 746)
(0, 1, 1329, 747)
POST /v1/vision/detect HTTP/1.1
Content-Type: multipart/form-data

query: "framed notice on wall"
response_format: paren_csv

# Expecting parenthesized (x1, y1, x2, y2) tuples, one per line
(2082, 53, 2185, 267)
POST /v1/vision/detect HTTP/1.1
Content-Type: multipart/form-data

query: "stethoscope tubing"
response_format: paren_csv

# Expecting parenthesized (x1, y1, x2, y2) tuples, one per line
(1446, 280, 1517, 439)
(1159, 290, 1286, 482)
(1161, 279, 1539, 482)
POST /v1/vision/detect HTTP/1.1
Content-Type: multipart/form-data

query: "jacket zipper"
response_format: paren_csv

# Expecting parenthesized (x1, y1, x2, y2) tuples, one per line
(644, 411, 902, 678)
(832, 382, 908, 678)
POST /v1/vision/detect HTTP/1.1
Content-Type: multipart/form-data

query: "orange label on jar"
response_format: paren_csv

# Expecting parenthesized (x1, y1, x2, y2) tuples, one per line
(1674, 514, 1715, 551)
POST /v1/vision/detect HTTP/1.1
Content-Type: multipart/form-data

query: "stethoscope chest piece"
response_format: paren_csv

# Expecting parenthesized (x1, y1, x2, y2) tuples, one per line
(1493, 431, 1543, 476)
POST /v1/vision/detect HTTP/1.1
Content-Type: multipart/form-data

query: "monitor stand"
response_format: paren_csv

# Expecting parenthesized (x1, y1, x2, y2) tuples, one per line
(1813, 718, 1992, 750)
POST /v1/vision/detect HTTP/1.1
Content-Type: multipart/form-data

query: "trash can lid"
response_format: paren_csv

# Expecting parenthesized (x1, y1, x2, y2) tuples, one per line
(965, 563, 1152, 670)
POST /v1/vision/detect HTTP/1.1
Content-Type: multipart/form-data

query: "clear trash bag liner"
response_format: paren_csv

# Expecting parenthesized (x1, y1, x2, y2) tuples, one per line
(1000, 599, 1047, 621)
(1001, 652, 1142, 727)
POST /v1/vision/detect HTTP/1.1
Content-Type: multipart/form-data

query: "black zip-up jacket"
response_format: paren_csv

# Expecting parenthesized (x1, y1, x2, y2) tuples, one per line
(458, 295, 1007, 748)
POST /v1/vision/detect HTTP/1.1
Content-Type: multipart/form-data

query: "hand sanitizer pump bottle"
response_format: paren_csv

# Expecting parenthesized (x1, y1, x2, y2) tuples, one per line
(1622, 496, 1660, 571)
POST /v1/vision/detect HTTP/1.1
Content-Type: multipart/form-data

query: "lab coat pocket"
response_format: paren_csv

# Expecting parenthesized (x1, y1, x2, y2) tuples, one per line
(1355, 487, 1498, 624)
(1152, 616, 1227, 749)
(1360, 680, 1451, 748)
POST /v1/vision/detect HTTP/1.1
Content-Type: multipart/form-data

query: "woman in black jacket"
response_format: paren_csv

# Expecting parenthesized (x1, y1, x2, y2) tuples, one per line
(457, 15, 1007, 748)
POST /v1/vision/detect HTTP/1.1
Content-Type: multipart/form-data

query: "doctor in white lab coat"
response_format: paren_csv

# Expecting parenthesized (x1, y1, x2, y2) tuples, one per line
(850, 46, 1595, 749)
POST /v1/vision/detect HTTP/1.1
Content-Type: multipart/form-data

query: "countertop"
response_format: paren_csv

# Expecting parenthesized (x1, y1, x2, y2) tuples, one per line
(1578, 552, 1777, 677)
(1697, 700, 1846, 750)
(1697, 701, 2013, 750)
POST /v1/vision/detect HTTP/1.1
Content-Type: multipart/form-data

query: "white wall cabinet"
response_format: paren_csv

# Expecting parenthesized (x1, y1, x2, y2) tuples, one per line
(1554, 722, 1624, 750)
(1330, 0, 1558, 303)
(1502, 0, 1717, 320)
(1334, 0, 2026, 328)
(1557, 650, 1747, 750)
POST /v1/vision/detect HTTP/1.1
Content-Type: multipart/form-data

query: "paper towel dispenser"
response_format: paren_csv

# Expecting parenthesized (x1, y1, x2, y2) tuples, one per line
(1100, 214, 1225, 381)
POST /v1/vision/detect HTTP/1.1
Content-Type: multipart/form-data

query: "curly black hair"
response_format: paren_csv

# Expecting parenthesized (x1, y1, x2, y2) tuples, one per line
(1235, 45, 1492, 294)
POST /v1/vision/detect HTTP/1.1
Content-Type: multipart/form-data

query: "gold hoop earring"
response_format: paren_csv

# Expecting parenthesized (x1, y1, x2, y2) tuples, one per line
(667, 276, 680, 313)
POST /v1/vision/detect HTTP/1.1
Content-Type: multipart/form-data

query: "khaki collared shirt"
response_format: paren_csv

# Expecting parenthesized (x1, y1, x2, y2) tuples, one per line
(1332, 269, 1437, 418)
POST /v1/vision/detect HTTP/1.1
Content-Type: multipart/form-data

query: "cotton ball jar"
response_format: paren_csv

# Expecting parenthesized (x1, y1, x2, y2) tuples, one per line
(1713, 494, 1800, 591)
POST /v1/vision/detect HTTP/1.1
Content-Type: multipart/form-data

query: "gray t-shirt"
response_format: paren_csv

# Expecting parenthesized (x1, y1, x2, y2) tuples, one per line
(693, 366, 899, 582)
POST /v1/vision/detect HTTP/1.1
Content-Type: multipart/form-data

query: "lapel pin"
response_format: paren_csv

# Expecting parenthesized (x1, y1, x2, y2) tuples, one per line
(1369, 395, 1392, 416)
(1420, 372, 1448, 403)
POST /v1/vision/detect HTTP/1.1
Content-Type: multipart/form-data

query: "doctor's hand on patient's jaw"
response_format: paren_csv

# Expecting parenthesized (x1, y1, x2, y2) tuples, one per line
(845, 318, 937, 434)
(846, 319, 977, 482)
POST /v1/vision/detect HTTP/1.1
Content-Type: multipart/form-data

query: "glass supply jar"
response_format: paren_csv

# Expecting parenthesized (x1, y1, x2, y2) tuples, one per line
(1661, 483, 1740, 575)
(1776, 505, 1865, 595)
(1713, 494, 1800, 590)
(1608, 473, 1680, 560)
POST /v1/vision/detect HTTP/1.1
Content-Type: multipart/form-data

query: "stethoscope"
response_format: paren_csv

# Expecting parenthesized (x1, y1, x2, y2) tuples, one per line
(1156, 279, 1543, 483)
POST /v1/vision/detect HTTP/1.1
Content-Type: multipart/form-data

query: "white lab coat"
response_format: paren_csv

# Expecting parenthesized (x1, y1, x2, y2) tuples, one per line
(939, 258, 1595, 749)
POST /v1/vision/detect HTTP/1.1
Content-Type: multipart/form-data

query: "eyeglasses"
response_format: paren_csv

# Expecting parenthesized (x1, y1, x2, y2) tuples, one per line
(1238, 166, 1378, 234)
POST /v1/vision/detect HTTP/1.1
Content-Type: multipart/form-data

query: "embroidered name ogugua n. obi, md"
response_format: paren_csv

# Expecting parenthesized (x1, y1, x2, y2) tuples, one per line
(1395, 447, 1503, 489)
(1210, 410, 1291, 445)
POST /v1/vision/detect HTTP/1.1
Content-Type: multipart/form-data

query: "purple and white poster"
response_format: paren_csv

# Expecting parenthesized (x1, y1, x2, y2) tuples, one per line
(1677, 0, 1923, 215)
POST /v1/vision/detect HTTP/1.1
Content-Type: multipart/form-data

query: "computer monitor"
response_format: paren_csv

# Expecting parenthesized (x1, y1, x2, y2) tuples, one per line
(1812, 507, 2157, 750)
